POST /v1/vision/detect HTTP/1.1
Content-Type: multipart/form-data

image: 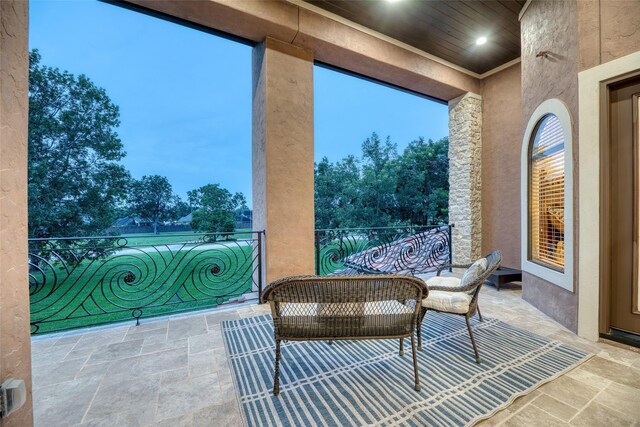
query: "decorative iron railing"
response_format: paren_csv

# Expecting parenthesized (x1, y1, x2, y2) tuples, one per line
(314, 225, 452, 276)
(28, 231, 264, 335)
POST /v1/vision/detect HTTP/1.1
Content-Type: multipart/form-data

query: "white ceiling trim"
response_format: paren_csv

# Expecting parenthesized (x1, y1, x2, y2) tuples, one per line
(519, 0, 533, 21)
(287, 0, 482, 79)
(479, 57, 521, 79)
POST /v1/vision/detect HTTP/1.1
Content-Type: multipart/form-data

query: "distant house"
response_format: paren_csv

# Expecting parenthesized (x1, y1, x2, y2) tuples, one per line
(177, 213, 192, 224)
(236, 209, 252, 229)
(111, 216, 151, 227)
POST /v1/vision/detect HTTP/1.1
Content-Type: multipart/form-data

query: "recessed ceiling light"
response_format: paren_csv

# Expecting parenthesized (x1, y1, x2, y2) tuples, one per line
(386, 0, 402, 3)
(476, 37, 488, 46)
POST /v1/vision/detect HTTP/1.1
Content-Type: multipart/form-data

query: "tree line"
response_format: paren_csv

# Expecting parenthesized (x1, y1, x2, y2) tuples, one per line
(315, 133, 449, 229)
(125, 176, 247, 235)
(28, 49, 449, 238)
(28, 50, 246, 238)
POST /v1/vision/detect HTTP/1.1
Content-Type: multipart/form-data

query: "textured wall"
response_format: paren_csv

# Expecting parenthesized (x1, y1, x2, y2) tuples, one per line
(252, 38, 315, 283)
(0, 1, 33, 425)
(481, 64, 522, 268)
(448, 93, 483, 264)
(577, 0, 640, 71)
(577, 0, 601, 71)
(600, 1, 640, 65)
(520, 0, 579, 332)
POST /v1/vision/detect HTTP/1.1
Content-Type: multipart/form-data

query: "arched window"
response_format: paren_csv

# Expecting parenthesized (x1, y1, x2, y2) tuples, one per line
(529, 114, 565, 271)
(521, 99, 573, 291)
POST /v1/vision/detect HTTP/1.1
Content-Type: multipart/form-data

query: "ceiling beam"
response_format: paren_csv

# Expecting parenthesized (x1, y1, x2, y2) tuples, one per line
(119, 0, 482, 101)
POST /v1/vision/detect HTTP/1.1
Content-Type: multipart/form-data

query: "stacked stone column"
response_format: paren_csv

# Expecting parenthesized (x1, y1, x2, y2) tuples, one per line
(448, 93, 483, 265)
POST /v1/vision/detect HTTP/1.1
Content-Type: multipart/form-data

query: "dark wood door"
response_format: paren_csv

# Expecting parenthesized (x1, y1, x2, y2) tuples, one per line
(608, 77, 640, 338)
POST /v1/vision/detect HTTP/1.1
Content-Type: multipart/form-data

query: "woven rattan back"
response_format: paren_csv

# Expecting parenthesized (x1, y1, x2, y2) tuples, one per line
(261, 275, 428, 340)
(468, 250, 503, 311)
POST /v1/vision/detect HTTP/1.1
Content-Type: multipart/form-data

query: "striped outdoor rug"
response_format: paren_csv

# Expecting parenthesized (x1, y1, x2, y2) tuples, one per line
(222, 313, 591, 427)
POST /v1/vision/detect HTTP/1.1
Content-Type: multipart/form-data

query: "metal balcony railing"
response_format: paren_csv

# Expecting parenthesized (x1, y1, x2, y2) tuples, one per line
(314, 225, 452, 276)
(28, 231, 264, 335)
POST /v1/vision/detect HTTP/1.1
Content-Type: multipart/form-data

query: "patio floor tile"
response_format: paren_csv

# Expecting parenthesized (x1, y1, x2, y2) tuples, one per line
(29, 290, 640, 426)
(85, 338, 144, 365)
(115, 403, 157, 426)
(188, 331, 224, 354)
(123, 326, 168, 342)
(33, 377, 101, 426)
(84, 373, 161, 420)
(205, 310, 241, 327)
(32, 357, 87, 387)
(167, 315, 208, 340)
(569, 402, 636, 426)
(156, 373, 220, 421)
(593, 382, 640, 420)
(531, 394, 579, 422)
(502, 404, 566, 426)
(580, 356, 640, 389)
(101, 347, 188, 387)
(537, 376, 600, 410)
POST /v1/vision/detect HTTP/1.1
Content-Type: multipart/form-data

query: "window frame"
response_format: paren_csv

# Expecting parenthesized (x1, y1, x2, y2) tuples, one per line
(521, 99, 574, 292)
(528, 113, 565, 272)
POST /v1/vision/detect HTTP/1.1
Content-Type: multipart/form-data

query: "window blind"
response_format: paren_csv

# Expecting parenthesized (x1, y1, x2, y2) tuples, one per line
(529, 114, 565, 271)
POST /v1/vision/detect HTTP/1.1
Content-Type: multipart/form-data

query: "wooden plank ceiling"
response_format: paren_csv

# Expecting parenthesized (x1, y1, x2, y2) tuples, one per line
(304, 0, 526, 75)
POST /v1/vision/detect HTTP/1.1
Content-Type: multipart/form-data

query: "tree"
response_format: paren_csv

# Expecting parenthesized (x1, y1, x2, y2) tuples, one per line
(28, 50, 130, 237)
(395, 137, 449, 225)
(174, 199, 192, 221)
(128, 175, 177, 234)
(422, 137, 449, 223)
(314, 155, 360, 229)
(357, 133, 398, 227)
(313, 133, 450, 229)
(188, 184, 246, 236)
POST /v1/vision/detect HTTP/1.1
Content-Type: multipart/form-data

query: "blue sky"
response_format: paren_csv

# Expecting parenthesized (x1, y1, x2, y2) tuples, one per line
(29, 0, 448, 206)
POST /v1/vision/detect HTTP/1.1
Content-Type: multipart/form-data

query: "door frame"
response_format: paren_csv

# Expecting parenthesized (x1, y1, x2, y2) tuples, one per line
(633, 93, 640, 317)
(578, 50, 640, 342)
(598, 72, 640, 341)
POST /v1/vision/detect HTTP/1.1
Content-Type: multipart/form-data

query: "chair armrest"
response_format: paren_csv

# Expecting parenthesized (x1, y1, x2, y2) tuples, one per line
(428, 283, 475, 292)
(435, 263, 473, 276)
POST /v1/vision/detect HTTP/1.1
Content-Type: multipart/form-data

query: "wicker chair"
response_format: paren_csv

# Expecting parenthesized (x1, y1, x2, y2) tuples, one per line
(417, 250, 502, 363)
(261, 275, 428, 395)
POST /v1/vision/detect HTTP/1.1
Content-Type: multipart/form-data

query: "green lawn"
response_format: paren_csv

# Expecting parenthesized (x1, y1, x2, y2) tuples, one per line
(119, 229, 254, 246)
(29, 239, 258, 335)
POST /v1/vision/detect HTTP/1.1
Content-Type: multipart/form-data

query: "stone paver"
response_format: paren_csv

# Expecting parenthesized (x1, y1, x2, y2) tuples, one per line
(31, 287, 640, 426)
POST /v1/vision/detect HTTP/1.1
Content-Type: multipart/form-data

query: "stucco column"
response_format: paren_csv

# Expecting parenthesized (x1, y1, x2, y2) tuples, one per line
(448, 93, 482, 264)
(252, 38, 315, 284)
(0, 1, 33, 425)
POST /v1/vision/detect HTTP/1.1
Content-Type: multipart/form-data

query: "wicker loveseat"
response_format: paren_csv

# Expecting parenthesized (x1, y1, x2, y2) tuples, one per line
(260, 275, 428, 395)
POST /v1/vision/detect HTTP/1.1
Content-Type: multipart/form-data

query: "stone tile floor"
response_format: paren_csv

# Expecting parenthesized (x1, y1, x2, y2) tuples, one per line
(31, 284, 640, 426)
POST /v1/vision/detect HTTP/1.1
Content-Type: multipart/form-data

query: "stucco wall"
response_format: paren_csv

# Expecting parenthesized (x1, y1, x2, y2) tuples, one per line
(600, 1, 640, 65)
(480, 64, 522, 268)
(0, 1, 33, 425)
(252, 38, 315, 283)
(520, 0, 579, 331)
(578, 0, 640, 71)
